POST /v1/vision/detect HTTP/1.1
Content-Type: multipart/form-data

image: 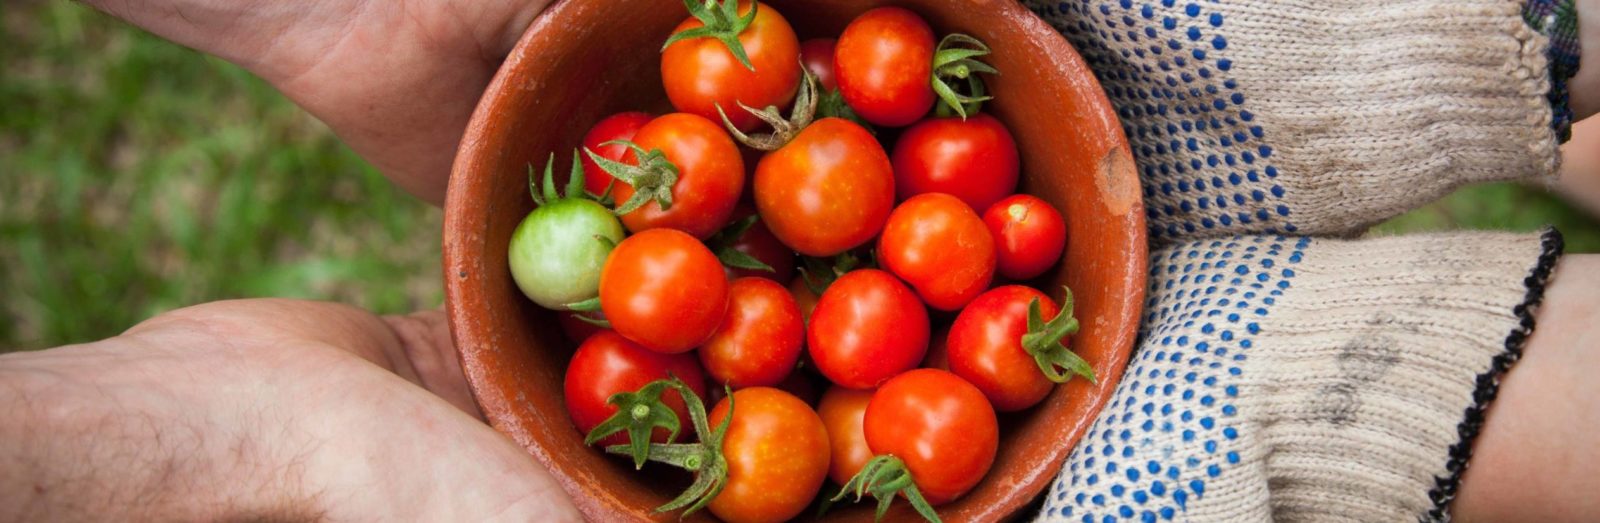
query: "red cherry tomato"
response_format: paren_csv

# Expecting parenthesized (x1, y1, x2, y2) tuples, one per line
(864, 369, 998, 505)
(699, 277, 804, 389)
(722, 207, 797, 283)
(878, 193, 996, 311)
(834, 7, 936, 127)
(892, 114, 1020, 212)
(600, 229, 729, 353)
(807, 269, 929, 389)
(983, 194, 1067, 281)
(613, 113, 745, 239)
(799, 38, 838, 91)
(817, 386, 874, 486)
(662, 1, 800, 132)
(563, 331, 708, 447)
(557, 311, 605, 344)
(707, 387, 830, 523)
(580, 111, 652, 196)
(754, 117, 894, 256)
(947, 285, 1062, 411)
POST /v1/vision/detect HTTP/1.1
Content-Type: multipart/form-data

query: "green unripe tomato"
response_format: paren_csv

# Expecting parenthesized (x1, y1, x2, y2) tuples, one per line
(509, 198, 625, 309)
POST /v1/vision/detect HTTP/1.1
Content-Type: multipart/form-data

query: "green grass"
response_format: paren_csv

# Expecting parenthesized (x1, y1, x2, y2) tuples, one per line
(1372, 183, 1600, 252)
(2, 2, 442, 350)
(1, 2, 1593, 351)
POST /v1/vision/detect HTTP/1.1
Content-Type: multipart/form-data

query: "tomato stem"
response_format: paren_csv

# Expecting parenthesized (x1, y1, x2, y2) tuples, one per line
(604, 381, 735, 518)
(1021, 287, 1096, 384)
(584, 142, 681, 216)
(717, 63, 818, 151)
(584, 379, 684, 469)
(930, 33, 997, 119)
(832, 454, 942, 523)
(663, 0, 759, 71)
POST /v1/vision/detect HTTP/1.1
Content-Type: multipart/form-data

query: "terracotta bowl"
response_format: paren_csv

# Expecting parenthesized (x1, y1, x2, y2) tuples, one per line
(444, 0, 1145, 521)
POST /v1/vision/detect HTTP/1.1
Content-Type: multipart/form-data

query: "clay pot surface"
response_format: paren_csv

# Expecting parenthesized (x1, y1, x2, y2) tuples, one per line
(444, 1, 1145, 520)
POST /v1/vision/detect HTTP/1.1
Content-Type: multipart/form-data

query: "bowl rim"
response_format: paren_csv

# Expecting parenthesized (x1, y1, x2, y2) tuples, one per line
(443, 1, 1147, 520)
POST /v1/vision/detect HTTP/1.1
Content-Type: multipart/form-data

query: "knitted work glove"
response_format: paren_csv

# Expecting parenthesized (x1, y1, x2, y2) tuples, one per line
(1041, 231, 1561, 522)
(1025, 0, 1564, 241)
(1013, 0, 1582, 521)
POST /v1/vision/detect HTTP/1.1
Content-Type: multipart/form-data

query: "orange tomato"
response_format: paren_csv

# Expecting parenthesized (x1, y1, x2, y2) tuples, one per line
(707, 387, 831, 523)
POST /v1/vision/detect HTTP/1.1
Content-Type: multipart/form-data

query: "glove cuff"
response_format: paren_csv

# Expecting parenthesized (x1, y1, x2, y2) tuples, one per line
(1240, 229, 1564, 521)
(1424, 227, 1563, 520)
(1040, 230, 1564, 522)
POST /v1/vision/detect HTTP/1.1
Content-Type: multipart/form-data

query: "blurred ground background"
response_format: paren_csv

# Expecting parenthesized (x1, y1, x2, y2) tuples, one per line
(2, 2, 442, 350)
(3, 2, 1597, 351)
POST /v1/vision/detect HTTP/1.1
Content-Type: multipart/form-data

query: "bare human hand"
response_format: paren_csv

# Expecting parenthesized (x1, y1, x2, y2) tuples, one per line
(1, 299, 580, 521)
(12, 2, 578, 518)
(80, 0, 552, 205)
(1571, 0, 1599, 119)
(1558, 117, 1600, 215)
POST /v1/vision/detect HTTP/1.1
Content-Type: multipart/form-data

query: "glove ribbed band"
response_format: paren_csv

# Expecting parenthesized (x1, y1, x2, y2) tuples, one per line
(1253, 230, 1558, 521)
(1038, 230, 1561, 522)
(1425, 227, 1563, 521)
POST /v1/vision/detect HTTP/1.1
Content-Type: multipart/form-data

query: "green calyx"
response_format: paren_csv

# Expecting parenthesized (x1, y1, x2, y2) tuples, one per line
(584, 379, 683, 469)
(832, 455, 942, 523)
(930, 33, 998, 119)
(604, 380, 733, 518)
(707, 214, 775, 273)
(564, 297, 611, 328)
(816, 86, 872, 130)
(664, 0, 759, 71)
(717, 63, 819, 151)
(1021, 287, 1096, 384)
(528, 150, 601, 207)
(798, 250, 865, 295)
(583, 142, 680, 216)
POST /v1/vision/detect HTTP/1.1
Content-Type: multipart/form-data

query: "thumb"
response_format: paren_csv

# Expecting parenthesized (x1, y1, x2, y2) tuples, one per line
(126, 299, 482, 419)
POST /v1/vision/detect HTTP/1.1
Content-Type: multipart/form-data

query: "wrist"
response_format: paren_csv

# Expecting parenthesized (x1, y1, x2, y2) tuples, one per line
(1575, 0, 1599, 119)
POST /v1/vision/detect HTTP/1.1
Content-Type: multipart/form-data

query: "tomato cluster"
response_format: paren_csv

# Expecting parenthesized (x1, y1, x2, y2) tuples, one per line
(504, 4, 1095, 522)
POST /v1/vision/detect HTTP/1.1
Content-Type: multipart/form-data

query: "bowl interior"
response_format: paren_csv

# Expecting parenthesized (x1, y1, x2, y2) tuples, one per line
(444, 1, 1145, 521)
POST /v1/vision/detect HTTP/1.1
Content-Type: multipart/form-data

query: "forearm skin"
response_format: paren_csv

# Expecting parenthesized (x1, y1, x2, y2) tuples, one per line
(1571, 0, 1598, 118)
(0, 342, 317, 522)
